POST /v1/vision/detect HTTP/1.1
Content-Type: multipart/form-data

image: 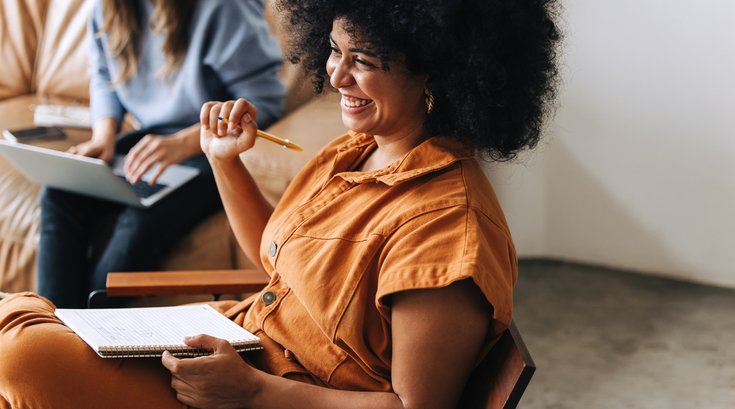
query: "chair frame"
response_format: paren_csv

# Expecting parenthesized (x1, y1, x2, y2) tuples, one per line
(106, 269, 535, 409)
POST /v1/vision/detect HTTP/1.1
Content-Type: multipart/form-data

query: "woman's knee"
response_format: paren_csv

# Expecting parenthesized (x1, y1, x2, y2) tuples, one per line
(0, 294, 109, 400)
(0, 293, 60, 379)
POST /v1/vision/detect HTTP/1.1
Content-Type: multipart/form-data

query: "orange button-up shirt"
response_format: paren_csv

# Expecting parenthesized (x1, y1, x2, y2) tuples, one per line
(224, 132, 517, 391)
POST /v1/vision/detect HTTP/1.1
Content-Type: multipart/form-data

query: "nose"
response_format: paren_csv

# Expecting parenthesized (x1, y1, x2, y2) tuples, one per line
(327, 56, 353, 89)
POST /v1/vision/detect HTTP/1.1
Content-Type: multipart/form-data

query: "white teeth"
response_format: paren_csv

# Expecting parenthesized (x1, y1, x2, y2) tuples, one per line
(342, 96, 371, 107)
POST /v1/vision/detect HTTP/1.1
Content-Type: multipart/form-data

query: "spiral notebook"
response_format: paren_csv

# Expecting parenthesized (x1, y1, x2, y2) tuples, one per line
(55, 305, 261, 358)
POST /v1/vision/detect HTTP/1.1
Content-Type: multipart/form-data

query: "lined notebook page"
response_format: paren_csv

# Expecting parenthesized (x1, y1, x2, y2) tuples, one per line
(55, 305, 259, 357)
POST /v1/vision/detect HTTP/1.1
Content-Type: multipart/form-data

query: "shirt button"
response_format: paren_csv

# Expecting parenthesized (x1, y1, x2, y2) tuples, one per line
(268, 242, 277, 257)
(262, 291, 276, 305)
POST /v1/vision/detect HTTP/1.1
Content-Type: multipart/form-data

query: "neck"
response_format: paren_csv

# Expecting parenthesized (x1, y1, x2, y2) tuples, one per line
(359, 123, 426, 172)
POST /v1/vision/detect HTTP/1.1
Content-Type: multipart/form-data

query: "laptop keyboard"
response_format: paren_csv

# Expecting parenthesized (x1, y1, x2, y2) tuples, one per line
(118, 176, 167, 198)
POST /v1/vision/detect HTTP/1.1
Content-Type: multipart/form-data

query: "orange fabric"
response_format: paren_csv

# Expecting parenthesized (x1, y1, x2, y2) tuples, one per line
(0, 132, 516, 404)
(233, 132, 518, 391)
(0, 293, 184, 409)
(0, 295, 321, 407)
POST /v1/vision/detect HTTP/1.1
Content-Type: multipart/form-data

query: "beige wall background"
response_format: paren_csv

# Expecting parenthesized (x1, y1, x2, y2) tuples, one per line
(486, 0, 735, 288)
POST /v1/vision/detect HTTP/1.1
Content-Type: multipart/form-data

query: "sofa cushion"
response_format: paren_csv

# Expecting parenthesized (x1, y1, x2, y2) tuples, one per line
(0, 95, 37, 131)
(161, 211, 243, 270)
(0, 154, 41, 292)
(0, 0, 48, 100)
(34, 0, 93, 101)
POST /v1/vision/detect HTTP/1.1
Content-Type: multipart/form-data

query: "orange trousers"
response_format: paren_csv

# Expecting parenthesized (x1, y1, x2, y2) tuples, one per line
(0, 293, 320, 408)
(0, 293, 186, 408)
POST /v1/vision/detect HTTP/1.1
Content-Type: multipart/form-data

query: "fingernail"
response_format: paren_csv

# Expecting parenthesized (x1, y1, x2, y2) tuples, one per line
(243, 113, 253, 124)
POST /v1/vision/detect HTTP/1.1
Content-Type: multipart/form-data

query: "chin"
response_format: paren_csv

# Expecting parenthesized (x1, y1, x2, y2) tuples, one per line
(341, 116, 367, 134)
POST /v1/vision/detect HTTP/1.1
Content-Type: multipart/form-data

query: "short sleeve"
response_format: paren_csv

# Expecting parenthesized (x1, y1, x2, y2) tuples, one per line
(376, 205, 517, 327)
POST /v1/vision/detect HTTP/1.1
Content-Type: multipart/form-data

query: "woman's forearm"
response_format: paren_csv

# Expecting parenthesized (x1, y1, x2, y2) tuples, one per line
(250, 372, 406, 409)
(208, 156, 273, 271)
(91, 117, 118, 143)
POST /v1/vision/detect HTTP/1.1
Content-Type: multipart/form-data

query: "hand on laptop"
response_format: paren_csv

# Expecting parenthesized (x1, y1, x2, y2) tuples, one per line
(67, 117, 116, 163)
(124, 125, 201, 186)
(67, 136, 115, 163)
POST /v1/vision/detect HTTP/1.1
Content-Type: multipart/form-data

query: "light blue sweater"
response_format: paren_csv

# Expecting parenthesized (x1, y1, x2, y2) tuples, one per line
(88, 0, 284, 133)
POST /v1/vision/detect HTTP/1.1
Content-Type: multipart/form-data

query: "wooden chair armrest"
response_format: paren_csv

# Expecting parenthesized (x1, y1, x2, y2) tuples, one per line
(106, 269, 269, 297)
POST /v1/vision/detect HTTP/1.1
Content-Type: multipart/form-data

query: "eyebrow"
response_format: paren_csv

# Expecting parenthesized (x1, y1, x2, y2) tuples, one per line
(329, 35, 379, 58)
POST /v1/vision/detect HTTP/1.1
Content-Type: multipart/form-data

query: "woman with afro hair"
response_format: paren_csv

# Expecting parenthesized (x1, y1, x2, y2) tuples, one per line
(0, 0, 560, 407)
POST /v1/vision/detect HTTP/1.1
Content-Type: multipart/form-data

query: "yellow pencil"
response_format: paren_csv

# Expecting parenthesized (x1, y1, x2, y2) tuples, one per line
(216, 116, 303, 151)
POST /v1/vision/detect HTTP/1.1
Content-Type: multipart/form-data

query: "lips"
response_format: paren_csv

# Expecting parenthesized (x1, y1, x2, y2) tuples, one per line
(341, 94, 373, 108)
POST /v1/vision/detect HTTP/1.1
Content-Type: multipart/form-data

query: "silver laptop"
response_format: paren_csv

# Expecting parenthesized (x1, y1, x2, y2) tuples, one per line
(0, 138, 200, 208)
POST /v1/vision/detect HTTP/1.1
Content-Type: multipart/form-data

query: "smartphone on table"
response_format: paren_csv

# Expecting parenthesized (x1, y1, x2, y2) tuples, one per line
(3, 126, 67, 143)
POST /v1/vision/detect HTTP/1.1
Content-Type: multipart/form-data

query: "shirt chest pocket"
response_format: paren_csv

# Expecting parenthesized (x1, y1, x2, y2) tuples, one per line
(272, 234, 383, 340)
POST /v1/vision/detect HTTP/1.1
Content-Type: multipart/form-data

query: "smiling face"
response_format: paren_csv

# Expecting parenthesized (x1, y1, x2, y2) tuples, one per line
(326, 18, 427, 144)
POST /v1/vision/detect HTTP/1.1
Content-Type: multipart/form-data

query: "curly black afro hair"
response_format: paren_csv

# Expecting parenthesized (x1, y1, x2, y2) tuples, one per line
(277, 0, 561, 160)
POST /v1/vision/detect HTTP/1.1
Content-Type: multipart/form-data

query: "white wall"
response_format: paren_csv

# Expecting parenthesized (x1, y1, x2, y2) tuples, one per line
(487, 0, 735, 288)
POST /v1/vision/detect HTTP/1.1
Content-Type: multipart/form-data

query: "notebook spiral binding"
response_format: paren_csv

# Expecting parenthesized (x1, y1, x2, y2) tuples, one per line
(97, 343, 263, 358)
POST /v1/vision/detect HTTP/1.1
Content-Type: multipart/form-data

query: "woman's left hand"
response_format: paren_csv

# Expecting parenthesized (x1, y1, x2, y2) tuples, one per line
(124, 127, 200, 185)
(161, 334, 260, 409)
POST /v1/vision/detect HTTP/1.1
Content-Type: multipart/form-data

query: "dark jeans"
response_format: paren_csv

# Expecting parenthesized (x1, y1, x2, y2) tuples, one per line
(36, 129, 222, 308)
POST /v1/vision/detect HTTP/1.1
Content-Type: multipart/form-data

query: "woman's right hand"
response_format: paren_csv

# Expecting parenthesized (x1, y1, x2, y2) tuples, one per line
(68, 117, 116, 162)
(67, 134, 116, 163)
(200, 98, 259, 160)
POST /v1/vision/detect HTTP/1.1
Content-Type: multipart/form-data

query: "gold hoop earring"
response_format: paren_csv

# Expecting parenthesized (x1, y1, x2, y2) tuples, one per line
(425, 88, 435, 115)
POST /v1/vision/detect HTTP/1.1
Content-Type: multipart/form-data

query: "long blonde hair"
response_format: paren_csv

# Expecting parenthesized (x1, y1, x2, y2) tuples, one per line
(99, 0, 197, 83)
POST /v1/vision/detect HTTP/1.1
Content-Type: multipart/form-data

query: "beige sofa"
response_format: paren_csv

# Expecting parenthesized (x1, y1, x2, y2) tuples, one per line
(0, 0, 346, 292)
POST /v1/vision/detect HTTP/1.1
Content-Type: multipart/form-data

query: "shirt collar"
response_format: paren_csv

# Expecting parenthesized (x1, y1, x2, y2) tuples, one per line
(334, 132, 476, 186)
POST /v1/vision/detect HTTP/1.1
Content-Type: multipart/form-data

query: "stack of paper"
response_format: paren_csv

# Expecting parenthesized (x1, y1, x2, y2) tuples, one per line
(34, 104, 92, 129)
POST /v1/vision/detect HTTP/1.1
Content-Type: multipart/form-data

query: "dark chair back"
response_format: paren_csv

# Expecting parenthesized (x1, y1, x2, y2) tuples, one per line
(457, 322, 536, 409)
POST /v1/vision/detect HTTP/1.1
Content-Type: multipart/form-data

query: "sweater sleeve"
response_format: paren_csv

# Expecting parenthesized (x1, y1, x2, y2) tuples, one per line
(87, 1, 125, 125)
(200, 1, 285, 129)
